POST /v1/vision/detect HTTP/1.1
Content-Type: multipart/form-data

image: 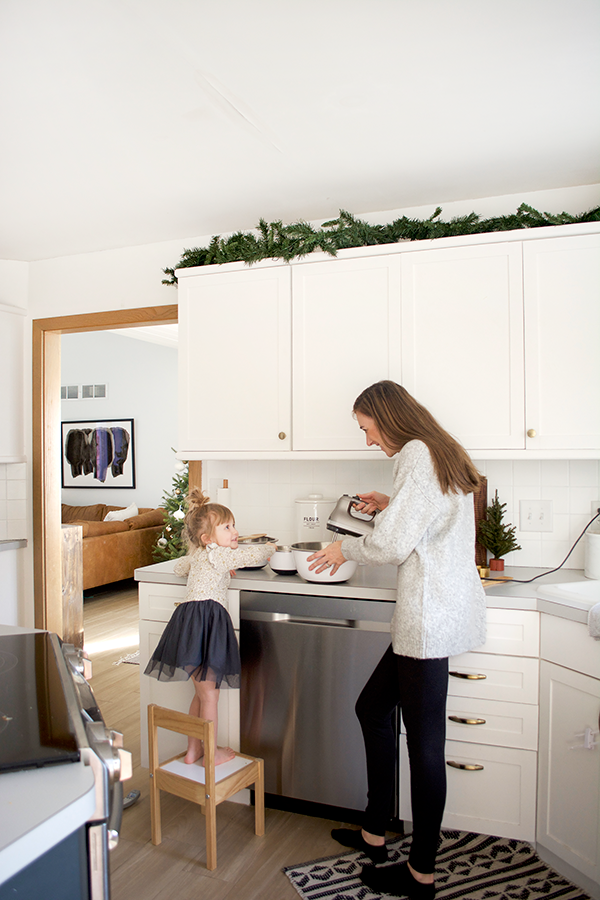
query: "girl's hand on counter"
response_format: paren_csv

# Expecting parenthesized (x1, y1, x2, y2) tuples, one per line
(307, 541, 346, 575)
(354, 491, 389, 514)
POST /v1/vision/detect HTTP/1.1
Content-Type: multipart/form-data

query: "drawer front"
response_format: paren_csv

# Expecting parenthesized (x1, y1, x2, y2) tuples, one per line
(479, 608, 539, 657)
(138, 583, 240, 628)
(445, 697, 538, 750)
(399, 736, 537, 842)
(139, 582, 188, 622)
(448, 652, 539, 704)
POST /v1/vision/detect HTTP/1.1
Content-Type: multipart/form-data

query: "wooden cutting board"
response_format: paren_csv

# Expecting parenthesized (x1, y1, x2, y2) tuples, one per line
(481, 576, 513, 588)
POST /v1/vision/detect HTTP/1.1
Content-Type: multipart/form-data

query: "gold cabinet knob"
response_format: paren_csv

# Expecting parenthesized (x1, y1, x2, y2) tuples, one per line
(278, 432, 287, 440)
(527, 429, 537, 438)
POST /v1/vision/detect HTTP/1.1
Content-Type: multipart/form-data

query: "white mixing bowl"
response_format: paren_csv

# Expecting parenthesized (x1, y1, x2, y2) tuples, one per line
(291, 541, 358, 583)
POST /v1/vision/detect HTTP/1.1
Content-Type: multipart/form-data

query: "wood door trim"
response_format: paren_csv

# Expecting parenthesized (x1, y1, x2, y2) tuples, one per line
(33, 305, 178, 632)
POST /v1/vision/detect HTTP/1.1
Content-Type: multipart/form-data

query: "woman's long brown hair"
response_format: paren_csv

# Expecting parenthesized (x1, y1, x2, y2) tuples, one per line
(353, 381, 481, 495)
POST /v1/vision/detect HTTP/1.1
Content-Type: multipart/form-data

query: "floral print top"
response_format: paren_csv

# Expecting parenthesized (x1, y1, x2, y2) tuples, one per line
(173, 542, 274, 609)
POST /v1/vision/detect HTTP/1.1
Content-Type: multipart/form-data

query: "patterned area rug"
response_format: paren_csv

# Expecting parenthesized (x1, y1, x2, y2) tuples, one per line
(283, 830, 592, 900)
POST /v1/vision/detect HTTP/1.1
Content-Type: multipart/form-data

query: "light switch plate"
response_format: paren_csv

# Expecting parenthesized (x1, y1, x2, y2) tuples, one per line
(520, 500, 553, 532)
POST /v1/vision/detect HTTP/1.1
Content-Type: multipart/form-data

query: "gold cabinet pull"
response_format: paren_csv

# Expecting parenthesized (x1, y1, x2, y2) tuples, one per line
(449, 671, 487, 680)
(447, 760, 484, 771)
(448, 715, 486, 725)
(278, 432, 287, 440)
(527, 428, 537, 438)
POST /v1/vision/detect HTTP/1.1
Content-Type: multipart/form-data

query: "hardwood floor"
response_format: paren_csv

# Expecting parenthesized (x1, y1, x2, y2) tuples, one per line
(83, 584, 349, 900)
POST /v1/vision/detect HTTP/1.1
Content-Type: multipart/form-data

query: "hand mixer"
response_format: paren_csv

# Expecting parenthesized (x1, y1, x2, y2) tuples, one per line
(326, 494, 378, 538)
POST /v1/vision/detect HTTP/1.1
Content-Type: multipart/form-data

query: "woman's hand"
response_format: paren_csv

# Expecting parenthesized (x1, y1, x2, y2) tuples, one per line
(353, 491, 390, 514)
(307, 541, 347, 575)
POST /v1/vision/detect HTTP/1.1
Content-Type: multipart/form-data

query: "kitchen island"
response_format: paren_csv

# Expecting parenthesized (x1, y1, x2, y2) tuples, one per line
(135, 561, 600, 899)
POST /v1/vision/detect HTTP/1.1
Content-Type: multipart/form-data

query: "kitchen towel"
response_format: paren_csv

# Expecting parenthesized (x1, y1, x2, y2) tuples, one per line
(588, 601, 600, 640)
(284, 829, 592, 900)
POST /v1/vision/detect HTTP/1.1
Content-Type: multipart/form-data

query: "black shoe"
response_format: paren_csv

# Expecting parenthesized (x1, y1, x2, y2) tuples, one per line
(330, 827, 388, 864)
(360, 861, 435, 899)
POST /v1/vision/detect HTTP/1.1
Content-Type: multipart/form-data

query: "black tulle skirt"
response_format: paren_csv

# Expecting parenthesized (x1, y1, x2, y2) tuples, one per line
(143, 599, 240, 689)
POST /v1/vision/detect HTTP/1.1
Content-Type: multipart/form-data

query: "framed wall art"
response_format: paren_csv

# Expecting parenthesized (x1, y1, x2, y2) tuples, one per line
(61, 418, 136, 489)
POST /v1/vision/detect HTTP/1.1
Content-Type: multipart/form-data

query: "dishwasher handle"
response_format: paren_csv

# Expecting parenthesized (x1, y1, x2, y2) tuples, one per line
(240, 609, 390, 631)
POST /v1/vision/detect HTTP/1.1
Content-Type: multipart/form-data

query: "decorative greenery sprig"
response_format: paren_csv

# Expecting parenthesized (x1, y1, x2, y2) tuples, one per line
(478, 490, 522, 561)
(162, 203, 600, 284)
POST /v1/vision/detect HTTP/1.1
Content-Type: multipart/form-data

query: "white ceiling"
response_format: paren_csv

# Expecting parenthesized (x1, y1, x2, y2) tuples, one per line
(1, 0, 599, 262)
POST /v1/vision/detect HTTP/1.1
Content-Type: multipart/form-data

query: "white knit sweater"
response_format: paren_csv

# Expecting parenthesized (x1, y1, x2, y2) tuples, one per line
(341, 440, 486, 659)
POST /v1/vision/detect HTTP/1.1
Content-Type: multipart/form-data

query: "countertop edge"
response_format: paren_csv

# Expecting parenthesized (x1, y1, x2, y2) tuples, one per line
(0, 539, 27, 552)
(135, 564, 597, 626)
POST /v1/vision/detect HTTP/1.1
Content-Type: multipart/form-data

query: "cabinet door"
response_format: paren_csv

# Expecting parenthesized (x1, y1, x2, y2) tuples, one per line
(0, 306, 25, 462)
(292, 255, 402, 450)
(523, 234, 600, 450)
(178, 265, 291, 452)
(401, 243, 525, 450)
(537, 661, 600, 885)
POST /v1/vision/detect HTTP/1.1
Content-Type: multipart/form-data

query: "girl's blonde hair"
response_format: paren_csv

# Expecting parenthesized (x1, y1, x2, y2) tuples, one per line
(183, 488, 234, 548)
(353, 380, 481, 496)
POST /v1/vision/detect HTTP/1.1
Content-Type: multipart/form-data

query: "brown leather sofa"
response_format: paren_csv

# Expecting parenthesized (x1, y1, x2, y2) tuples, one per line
(61, 503, 165, 591)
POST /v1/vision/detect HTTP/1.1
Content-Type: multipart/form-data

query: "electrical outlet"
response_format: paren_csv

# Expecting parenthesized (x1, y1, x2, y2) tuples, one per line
(519, 500, 553, 532)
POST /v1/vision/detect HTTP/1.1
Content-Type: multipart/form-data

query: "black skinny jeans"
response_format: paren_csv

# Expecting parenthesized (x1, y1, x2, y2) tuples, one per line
(356, 645, 449, 874)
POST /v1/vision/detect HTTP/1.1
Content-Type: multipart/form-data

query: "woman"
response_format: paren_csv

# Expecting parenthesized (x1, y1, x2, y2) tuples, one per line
(309, 380, 486, 900)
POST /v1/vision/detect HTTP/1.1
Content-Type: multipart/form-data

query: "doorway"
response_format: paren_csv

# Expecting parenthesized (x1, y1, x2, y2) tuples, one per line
(32, 305, 178, 633)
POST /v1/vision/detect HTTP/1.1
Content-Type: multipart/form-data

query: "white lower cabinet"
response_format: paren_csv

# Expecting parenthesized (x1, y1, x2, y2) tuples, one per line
(400, 608, 540, 841)
(537, 616, 600, 897)
(138, 583, 240, 769)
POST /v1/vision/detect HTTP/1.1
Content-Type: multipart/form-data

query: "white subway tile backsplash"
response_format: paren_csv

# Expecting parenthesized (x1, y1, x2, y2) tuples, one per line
(0, 481, 5, 501)
(201, 456, 599, 572)
(6, 480, 26, 500)
(569, 486, 599, 515)
(569, 459, 599, 486)
(540, 460, 569, 486)
(513, 460, 541, 486)
(6, 463, 26, 480)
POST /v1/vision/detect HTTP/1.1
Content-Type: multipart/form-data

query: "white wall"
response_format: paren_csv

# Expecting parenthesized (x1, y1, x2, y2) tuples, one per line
(60, 331, 178, 509)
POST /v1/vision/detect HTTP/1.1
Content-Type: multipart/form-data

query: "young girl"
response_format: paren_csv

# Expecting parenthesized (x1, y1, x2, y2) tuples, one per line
(144, 489, 275, 766)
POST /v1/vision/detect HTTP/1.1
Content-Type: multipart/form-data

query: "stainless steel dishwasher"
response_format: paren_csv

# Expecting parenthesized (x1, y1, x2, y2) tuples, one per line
(240, 590, 397, 814)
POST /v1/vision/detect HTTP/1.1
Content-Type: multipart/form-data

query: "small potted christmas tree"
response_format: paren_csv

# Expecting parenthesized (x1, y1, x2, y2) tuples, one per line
(477, 490, 521, 571)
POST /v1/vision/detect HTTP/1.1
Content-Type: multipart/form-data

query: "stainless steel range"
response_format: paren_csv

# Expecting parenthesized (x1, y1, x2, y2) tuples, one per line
(0, 628, 132, 900)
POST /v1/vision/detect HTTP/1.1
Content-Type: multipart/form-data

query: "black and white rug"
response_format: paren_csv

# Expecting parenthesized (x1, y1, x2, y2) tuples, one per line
(283, 830, 592, 900)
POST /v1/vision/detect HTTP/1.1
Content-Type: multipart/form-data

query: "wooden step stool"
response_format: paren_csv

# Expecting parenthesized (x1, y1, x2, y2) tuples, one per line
(148, 703, 264, 870)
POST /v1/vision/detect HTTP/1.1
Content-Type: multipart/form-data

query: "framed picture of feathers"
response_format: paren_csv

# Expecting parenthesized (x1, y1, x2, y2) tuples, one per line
(61, 418, 136, 489)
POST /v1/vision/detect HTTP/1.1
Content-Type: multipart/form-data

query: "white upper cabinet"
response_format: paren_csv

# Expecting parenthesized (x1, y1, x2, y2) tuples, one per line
(176, 225, 599, 458)
(400, 243, 525, 450)
(177, 264, 292, 452)
(292, 255, 402, 451)
(523, 234, 600, 451)
(0, 305, 26, 462)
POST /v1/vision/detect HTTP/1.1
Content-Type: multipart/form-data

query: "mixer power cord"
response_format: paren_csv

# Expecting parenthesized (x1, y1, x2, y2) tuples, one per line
(510, 507, 600, 584)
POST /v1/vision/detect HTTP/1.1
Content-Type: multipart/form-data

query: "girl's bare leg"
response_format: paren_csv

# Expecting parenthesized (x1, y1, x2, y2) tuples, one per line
(184, 677, 235, 766)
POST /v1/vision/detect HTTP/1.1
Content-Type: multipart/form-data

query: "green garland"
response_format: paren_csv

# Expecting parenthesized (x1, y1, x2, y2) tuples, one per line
(162, 203, 600, 284)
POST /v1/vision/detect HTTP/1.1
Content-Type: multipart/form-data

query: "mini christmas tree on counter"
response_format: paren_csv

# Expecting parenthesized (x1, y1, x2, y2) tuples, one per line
(153, 460, 189, 562)
(477, 490, 521, 571)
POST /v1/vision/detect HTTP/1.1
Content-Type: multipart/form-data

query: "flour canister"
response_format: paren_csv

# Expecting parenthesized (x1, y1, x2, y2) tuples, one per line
(295, 494, 336, 542)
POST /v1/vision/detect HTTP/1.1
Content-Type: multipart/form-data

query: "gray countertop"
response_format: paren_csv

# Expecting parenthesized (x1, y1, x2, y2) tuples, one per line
(0, 539, 27, 552)
(135, 560, 599, 625)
